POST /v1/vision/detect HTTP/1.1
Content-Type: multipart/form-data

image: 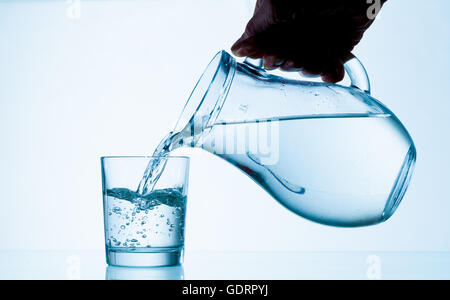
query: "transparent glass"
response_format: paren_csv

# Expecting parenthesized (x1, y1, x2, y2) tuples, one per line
(171, 50, 416, 227)
(105, 265, 184, 280)
(101, 156, 189, 267)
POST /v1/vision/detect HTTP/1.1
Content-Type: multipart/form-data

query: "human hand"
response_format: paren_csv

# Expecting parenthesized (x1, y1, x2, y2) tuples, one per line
(231, 0, 387, 83)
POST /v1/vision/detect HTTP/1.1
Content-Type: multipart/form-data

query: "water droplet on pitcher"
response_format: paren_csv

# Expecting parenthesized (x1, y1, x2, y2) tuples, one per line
(239, 104, 249, 113)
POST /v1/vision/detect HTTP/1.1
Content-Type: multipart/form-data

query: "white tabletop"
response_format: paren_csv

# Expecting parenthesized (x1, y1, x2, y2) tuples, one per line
(1, 250, 449, 280)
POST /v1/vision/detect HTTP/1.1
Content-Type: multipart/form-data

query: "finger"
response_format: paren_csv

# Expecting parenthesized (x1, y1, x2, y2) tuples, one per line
(232, 0, 274, 55)
(280, 60, 303, 72)
(342, 52, 355, 63)
(300, 70, 321, 78)
(350, 30, 364, 44)
(232, 37, 264, 58)
(321, 59, 345, 83)
(263, 55, 284, 70)
(301, 58, 324, 76)
(254, 0, 263, 14)
(231, 33, 249, 54)
(300, 66, 322, 77)
(247, 0, 274, 35)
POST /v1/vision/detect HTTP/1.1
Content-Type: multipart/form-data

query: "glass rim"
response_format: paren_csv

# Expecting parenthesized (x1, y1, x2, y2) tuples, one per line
(100, 156, 189, 160)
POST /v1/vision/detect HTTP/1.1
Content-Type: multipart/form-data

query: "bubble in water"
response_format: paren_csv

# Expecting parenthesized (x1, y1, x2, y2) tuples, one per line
(105, 187, 186, 249)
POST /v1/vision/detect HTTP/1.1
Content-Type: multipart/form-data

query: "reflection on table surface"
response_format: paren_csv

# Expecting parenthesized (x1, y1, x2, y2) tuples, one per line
(105, 265, 184, 280)
(0, 251, 449, 280)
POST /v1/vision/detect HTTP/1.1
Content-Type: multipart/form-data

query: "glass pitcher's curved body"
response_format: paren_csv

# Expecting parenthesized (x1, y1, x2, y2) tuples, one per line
(170, 51, 416, 227)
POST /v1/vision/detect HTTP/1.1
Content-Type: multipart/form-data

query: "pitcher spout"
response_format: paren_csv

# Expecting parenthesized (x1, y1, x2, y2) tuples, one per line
(174, 51, 236, 147)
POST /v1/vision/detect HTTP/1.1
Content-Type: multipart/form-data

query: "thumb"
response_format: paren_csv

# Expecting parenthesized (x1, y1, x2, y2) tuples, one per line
(232, 0, 275, 56)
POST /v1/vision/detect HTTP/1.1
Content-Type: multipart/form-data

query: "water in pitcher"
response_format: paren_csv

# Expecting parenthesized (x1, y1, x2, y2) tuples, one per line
(202, 113, 415, 227)
(135, 111, 415, 227)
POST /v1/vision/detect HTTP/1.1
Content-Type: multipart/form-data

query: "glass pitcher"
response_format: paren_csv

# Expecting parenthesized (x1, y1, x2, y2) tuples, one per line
(172, 50, 416, 227)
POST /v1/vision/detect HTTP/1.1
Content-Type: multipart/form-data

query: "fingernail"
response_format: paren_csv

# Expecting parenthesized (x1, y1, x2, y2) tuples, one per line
(264, 63, 276, 70)
(236, 45, 251, 57)
(232, 32, 249, 49)
(282, 60, 295, 69)
(273, 59, 284, 67)
(231, 46, 240, 56)
(232, 38, 244, 50)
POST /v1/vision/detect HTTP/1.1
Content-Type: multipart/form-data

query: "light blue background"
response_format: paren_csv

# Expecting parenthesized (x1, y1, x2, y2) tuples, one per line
(0, 0, 449, 252)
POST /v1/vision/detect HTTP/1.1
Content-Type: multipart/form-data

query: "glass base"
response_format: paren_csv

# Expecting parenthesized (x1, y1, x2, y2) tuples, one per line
(106, 247, 183, 267)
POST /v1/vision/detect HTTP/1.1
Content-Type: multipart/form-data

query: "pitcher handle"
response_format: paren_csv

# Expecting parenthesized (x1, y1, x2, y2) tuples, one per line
(243, 54, 371, 95)
(343, 54, 371, 95)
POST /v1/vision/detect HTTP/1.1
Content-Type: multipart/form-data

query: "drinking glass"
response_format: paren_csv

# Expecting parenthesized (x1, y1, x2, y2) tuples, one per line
(101, 156, 189, 267)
